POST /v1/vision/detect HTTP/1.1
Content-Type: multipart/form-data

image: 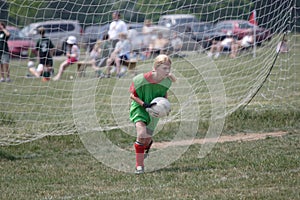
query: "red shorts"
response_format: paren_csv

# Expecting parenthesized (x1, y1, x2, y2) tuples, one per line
(67, 57, 78, 64)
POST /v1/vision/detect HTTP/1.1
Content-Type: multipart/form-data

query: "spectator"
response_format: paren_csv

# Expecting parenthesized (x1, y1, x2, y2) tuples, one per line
(0, 21, 11, 82)
(239, 30, 254, 49)
(169, 32, 184, 56)
(28, 27, 55, 81)
(147, 32, 169, 58)
(142, 19, 153, 35)
(140, 19, 154, 60)
(53, 36, 80, 81)
(108, 11, 128, 48)
(230, 30, 254, 57)
(89, 34, 113, 73)
(104, 32, 131, 78)
(208, 31, 236, 58)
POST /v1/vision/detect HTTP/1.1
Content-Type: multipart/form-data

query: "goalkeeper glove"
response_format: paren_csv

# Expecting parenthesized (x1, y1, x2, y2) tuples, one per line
(143, 102, 156, 108)
(143, 102, 159, 118)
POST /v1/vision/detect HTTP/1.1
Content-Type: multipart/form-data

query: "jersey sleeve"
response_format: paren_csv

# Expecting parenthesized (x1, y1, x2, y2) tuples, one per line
(129, 82, 138, 97)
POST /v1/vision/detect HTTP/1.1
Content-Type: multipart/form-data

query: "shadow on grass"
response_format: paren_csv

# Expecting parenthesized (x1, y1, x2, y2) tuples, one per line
(0, 149, 17, 161)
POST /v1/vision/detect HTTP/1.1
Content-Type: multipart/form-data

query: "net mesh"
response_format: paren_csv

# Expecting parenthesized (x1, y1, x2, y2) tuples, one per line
(0, 0, 299, 146)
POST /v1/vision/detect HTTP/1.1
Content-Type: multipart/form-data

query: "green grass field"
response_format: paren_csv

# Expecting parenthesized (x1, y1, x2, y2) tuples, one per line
(0, 34, 299, 199)
(1, 131, 299, 199)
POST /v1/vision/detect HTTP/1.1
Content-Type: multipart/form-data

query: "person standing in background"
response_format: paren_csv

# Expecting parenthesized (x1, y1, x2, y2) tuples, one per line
(0, 21, 11, 82)
(108, 11, 128, 48)
(29, 27, 55, 81)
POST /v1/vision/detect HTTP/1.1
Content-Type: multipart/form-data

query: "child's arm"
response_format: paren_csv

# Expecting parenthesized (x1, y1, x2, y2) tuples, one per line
(0, 24, 10, 37)
(168, 72, 177, 82)
(130, 93, 144, 107)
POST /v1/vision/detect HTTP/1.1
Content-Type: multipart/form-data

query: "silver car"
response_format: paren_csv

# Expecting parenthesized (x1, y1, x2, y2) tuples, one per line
(21, 20, 83, 55)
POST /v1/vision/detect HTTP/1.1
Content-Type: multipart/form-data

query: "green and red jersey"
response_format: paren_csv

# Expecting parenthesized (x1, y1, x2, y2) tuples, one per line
(129, 71, 172, 130)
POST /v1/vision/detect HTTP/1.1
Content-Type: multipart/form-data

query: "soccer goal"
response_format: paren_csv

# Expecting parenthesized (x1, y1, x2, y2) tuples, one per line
(0, 0, 299, 147)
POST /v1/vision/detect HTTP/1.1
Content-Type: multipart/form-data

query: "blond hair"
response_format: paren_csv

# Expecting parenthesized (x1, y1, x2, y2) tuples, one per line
(153, 54, 172, 69)
(118, 32, 127, 39)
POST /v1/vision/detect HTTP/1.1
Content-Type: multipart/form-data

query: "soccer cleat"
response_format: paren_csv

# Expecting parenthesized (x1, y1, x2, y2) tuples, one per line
(144, 140, 153, 159)
(135, 166, 144, 174)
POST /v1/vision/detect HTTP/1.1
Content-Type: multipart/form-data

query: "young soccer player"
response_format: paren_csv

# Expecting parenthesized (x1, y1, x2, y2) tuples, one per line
(28, 27, 55, 81)
(0, 21, 11, 82)
(53, 36, 80, 81)
(129, 54, 176, 174)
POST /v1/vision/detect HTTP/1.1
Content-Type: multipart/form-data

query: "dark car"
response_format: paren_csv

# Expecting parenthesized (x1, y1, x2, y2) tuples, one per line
(215, 20, 272, 45)
(187, 22, 226, 49)
(171, 22, 226, 50)
(82, 23, 110, 51)
(7, 26, 35, 58)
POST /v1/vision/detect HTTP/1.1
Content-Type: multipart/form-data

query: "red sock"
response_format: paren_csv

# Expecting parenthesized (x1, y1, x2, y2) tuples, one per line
(134, 141, 145, 167)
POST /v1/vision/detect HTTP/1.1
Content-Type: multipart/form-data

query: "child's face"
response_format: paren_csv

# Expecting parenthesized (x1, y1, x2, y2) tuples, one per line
(155, 64, 171, 78)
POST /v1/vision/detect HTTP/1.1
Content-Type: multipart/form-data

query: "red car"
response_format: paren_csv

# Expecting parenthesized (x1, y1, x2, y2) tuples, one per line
(7, 26, 36, 58)
(215, 20, 272, 45)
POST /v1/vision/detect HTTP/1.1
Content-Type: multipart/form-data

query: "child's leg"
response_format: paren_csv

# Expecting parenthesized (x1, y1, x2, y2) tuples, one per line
(53, 61, 69, 80)
(105, 58, 114, 76)
(144, 139, 153, 159)
(29, 67, 41, 78)
(115, 57, 121, 75)
(3, 63, 9, 79)
(135, 121, 152, 168)
(0, 64, 5, 80)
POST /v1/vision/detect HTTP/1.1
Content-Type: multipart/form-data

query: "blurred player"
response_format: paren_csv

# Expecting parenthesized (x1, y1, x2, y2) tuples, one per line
(0, 21, 11, 82)
(28, 27, 55, 81)
(53, 36, 80, 81)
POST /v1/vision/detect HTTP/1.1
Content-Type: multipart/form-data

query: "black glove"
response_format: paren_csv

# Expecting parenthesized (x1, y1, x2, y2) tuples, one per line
(143, 102, 159, 117)
(143, 102, 156, 108)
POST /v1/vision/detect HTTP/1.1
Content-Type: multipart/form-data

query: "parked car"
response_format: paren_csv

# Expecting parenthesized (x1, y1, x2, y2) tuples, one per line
(215, 20, 272, 45)
(21, 20, 83, 55)
(7, 26, 35, 58)
(82, 23, 110, 51)
(177, 22, 224, 49)
(158, 14, 198, 29)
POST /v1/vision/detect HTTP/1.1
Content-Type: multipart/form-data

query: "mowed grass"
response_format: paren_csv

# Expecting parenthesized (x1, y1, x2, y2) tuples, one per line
(0, 34, 299, 199)
(0, 131, 299, 199)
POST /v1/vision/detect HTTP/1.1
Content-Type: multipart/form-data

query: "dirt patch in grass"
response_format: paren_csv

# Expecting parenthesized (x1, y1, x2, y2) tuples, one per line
(153, 131, 288, 149)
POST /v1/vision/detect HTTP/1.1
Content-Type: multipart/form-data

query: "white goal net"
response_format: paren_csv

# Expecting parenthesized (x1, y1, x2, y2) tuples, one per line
(0, 0, 299, 146)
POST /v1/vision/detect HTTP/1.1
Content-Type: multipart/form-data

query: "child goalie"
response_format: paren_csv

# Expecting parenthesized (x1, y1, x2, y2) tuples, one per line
(129, 54, 176, 174)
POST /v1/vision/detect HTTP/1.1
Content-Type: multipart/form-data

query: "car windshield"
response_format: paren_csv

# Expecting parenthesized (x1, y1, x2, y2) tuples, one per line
(193, 23, 214, 32)
(8, 29, 26, 40)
